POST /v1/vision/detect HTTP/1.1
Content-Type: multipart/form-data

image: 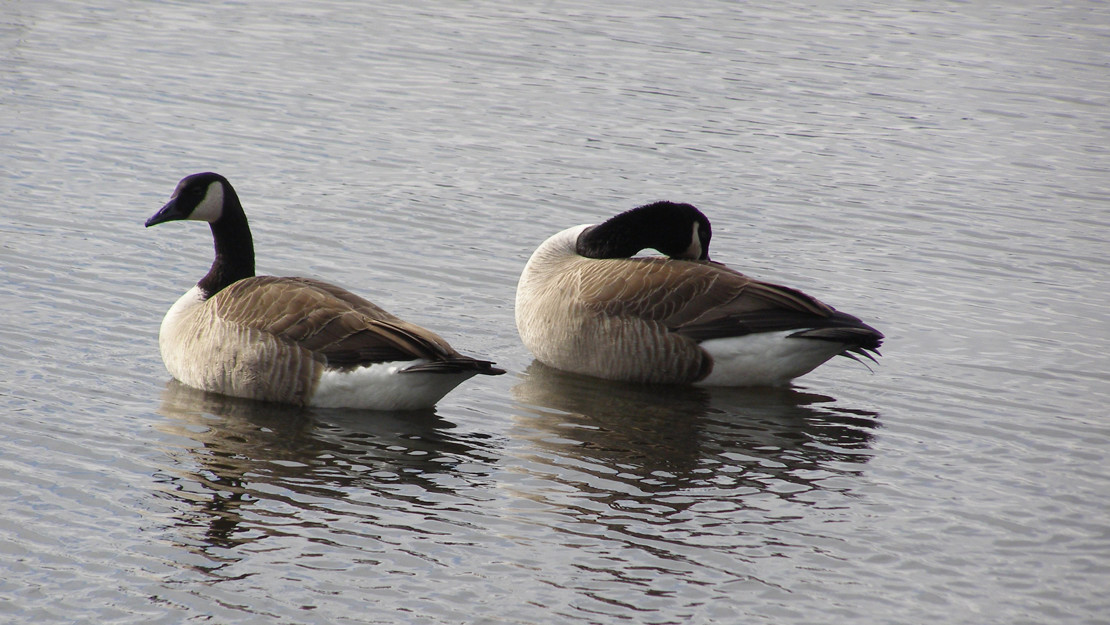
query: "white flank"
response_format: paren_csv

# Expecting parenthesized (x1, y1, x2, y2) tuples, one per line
(312, 361, 476, 410)
(696, 330, 849, 387)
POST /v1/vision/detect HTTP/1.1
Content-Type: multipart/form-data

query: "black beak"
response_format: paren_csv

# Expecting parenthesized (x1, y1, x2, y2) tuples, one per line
(145, 197, 185, 228)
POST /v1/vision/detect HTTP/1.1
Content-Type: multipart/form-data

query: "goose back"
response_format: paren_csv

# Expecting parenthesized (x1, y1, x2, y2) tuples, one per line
(515, 222, 883, 386)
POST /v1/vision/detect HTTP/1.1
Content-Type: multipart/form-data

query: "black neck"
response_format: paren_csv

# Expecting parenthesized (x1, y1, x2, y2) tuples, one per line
(197, 192, 255, 298)
(576, 209, 658, 259)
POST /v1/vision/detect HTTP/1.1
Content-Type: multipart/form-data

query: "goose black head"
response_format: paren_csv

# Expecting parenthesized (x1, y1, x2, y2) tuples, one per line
(146, 172, 254, 296)
(146, 172, 235, 227)
(576, 201, 712, 260)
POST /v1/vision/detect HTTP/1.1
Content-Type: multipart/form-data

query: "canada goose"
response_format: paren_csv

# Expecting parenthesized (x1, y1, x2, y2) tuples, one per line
(514, 201, 883, 386)
(146, 172, 504, 409)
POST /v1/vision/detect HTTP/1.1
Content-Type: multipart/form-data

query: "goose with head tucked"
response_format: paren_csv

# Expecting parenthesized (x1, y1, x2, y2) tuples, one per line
(146, 172, 504, 410)
(514, 201, 883, 386)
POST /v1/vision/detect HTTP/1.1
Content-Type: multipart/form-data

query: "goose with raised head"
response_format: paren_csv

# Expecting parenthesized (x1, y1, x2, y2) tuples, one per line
(514, 201, 883, 386)
(146, 172, 504, 410)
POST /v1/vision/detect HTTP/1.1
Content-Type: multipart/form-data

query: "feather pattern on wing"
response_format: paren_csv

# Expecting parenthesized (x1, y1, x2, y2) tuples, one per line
(212, 276, 470, 370)
(578, 258, 835, 330)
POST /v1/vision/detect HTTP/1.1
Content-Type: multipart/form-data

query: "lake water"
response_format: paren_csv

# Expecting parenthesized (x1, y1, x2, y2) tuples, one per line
(2, 1, 1109, 623)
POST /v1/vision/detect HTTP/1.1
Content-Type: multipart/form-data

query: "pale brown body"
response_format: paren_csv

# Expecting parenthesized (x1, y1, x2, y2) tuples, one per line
(515, 224, 878, 386)
(161, 277, 485, 406)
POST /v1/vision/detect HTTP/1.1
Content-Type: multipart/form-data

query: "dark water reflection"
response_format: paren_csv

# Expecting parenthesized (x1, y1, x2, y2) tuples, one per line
(510, 362, 879, 537)
(153, 381, 500, 574)
(151, 366, 880, 596)
(513, 361, 876, 473)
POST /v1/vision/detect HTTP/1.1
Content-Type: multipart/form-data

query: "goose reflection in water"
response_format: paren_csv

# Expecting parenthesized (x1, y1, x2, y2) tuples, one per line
(509, 361, 880, 516)
(153, 380, 499, 569)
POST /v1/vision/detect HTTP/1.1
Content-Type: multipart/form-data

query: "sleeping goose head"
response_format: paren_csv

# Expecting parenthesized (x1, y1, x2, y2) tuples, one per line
(515, 201, 883, 387)
(576, 201, 712, 261)
(146, 172, 504, 410)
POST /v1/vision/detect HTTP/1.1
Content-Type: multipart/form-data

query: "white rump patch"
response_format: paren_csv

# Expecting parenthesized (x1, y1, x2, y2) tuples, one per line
(696, 330, 849, 387)
(312, 360, 476, 410)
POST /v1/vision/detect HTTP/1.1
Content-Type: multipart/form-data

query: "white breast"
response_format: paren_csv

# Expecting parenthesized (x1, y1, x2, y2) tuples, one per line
(157, 285, 323, 404)
(157, 285, 212, 387)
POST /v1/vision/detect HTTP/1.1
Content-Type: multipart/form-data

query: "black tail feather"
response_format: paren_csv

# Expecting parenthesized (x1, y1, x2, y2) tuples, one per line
(787, 311, 884, 370)
(401, 358, 506, 376)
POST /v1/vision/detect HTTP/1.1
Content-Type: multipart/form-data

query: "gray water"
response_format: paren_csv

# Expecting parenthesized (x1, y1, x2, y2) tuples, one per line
(2, 1, 1109, 623)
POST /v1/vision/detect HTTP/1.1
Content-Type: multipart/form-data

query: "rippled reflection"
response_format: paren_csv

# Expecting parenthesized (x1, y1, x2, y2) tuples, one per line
(510, 362, 879, 515)
(153, 380, 500, 574)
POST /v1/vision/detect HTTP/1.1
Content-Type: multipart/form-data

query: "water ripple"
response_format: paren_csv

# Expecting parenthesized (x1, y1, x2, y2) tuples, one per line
(3, 1, 1109, 623)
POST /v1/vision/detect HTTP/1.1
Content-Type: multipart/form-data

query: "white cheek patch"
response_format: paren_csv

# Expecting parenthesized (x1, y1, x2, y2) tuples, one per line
(190, 181, 225, 222)
(682, 221, 703, 259)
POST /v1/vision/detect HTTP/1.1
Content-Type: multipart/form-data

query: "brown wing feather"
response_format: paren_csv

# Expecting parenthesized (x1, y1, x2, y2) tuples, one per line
(578, 257, 835, 332)
(212, 276, 462, 369)
(280, 277, 401, 322)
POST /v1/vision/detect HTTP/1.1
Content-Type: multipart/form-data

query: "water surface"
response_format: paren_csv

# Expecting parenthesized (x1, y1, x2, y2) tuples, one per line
(2, 1, 1108, 623)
